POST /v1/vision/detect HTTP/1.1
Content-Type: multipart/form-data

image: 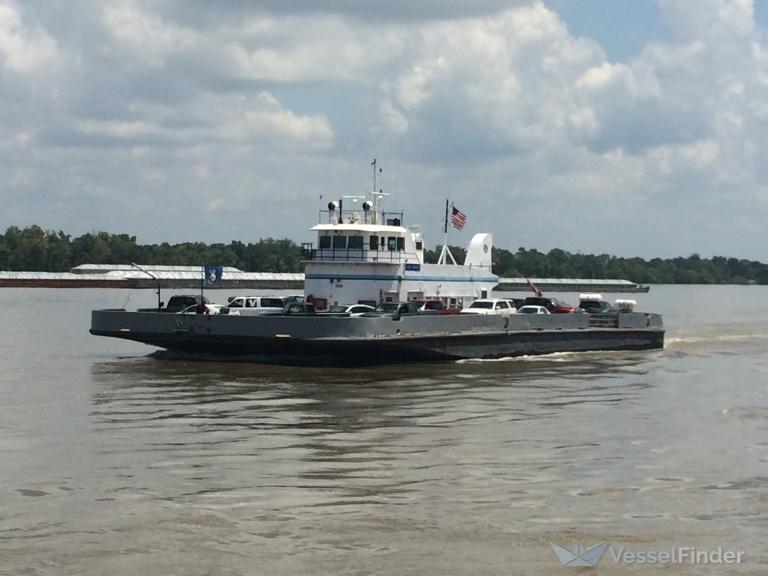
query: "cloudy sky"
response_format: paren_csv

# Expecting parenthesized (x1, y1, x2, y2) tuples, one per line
(2, 0, 767, 259)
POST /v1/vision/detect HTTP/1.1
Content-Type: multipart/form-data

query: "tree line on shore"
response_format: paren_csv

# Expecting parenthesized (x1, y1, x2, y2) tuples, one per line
(2, 225, 767, 284)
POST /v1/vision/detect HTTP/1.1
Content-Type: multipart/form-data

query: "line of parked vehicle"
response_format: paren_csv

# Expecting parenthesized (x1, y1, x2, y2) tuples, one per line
(163, 292, 631, 318)
(457, 294, 635, 316)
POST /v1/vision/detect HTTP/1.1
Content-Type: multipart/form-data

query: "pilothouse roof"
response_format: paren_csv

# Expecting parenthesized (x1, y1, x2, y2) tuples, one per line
(311, 223, 408, 233)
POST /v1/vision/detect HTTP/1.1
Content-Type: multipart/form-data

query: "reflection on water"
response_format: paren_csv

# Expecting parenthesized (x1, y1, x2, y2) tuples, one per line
(89, 358, 646, 553)
(88, 352, 656, 507)
(1, 286, 767, 574)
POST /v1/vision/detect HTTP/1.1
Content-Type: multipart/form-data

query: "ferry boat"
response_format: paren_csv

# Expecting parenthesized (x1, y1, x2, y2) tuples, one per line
(90, 171, 664, 365)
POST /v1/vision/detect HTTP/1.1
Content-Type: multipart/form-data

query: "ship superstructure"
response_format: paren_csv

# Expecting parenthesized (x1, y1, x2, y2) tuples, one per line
(302, 195, 496, 310)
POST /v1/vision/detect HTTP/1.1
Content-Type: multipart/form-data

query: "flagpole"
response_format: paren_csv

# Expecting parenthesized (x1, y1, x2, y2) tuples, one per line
(438, 199, 447, 264)
(447, 202, 457, 264)
(439, 199, 457, 265)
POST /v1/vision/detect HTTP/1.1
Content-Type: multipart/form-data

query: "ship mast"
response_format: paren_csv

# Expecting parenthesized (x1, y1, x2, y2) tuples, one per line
(371, 158, 379, 224)
(368, 159, 390, 224)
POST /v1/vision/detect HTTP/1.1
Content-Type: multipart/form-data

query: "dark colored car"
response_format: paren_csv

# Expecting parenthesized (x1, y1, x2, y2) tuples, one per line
(163, 294, 210, 313)
(578, 299, 615, 314)
(263, 302, 317, 316)
(508, 298, 526, 310)
(523, 296, 577, 313)
(365, 302, 421, 317)
(284, 302, 316, 315)
(323, 304, 376, 316)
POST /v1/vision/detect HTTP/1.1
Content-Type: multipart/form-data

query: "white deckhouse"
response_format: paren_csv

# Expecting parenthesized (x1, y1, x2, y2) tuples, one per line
(302, 193, 497, 310)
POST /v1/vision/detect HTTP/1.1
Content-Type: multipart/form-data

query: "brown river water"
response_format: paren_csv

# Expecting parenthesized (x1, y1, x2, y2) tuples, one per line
(1, 285, 766, 575)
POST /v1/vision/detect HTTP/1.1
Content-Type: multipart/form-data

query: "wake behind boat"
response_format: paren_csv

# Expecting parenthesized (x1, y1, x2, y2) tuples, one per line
(90, 165, 664, 365)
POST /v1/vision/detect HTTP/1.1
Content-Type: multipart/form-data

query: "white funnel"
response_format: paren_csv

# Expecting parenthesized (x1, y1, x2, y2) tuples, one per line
(464, 233, 492, 268)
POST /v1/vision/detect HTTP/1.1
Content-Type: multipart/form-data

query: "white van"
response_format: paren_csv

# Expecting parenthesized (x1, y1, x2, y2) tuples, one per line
(226, 296, 298, 315)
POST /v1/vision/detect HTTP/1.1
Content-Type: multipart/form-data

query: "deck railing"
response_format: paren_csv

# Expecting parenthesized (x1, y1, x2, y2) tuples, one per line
(317, 209, 405, 226)
(301, 246, 420, 264)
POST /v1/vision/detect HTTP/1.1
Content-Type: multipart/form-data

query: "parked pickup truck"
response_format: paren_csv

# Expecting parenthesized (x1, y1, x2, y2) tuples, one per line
(364, 302, 421, 317)
(578, 293, 615, 314)
(139, 294, 210, 313)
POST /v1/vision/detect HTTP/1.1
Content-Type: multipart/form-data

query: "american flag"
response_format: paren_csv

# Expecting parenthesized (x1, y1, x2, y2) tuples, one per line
(451, 205, 467, 230)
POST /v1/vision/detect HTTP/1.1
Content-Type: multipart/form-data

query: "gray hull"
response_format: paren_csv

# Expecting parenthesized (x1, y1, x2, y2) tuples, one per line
(91, 309, 664, 365)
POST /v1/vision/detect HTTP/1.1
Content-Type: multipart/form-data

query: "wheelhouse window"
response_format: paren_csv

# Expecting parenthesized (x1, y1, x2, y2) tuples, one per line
(415, 241, 423, 250)
(397, 237, 405, 251)
(369, 235, 379, 250)
(333, 235, 347, 249)
(319, 235, 331, 249)
(387, 237, 397, 251)
(348, 236, 363, 250)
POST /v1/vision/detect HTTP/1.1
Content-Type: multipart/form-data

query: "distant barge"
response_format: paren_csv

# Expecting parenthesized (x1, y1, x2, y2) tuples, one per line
(1, 267, 649, 293)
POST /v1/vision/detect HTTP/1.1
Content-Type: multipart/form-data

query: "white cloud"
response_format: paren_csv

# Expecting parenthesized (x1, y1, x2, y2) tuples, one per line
(102, 0, 197, 67)
(213, 92, 334, 146)
(377, 3, 604, 155)
(659, 0, 754, 42)
(576, 62, 633, 91)
(0, 0, 56, 73)
(221, 16, 405, 83)
(73, 91, 333, 149)
(378, 101, 409, 134)
(77, 119, 164, 140)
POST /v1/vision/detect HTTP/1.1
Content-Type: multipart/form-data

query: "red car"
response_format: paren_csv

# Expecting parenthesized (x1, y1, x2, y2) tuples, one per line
(416, 300, 461, 315)
(523, 296, 577, 313)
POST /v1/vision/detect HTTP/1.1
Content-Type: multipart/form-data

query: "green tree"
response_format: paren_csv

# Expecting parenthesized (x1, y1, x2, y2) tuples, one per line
(72, 233, 110, 264)
(45, 231, 72, 271)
